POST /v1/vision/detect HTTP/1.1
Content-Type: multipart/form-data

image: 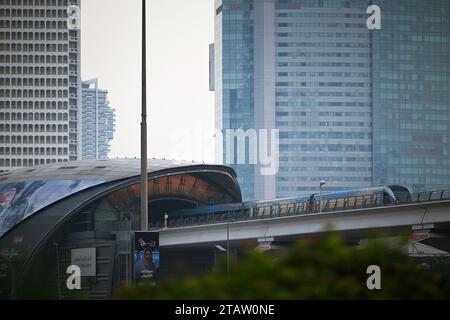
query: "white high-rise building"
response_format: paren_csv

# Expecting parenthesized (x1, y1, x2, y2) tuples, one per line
(0, 0, 81, 170)
(81, 78, 116, 160)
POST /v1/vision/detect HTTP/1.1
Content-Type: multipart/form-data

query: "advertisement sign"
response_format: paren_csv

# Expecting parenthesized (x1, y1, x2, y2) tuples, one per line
(71, 247, 96, 277)
(134, 232, 159, 286)
(0, 180, 102, 237)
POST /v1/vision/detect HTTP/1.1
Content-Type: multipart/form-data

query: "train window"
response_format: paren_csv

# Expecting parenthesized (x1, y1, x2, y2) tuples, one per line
(261, 207, 267, 216)
(256, 207, 264, 217)
(322, 200, 329, 212)
(287, 204, 293, 214)
(382, 191, 391, 205)
(364, 194, 372, 206)
(328, 199, 337, 211)
(347, 197, 356, 208)
(306, 198, 316, 213)
(256, 207, 264, 216)
(313, 201, 320, 213)
(343, 198, 350, 209)
(374, 193, 384, 205)
(298, 202, 305, 214)
(354, 196, 364, 208)
(442, 190, 450, 201)
(335, 198, 345, 210)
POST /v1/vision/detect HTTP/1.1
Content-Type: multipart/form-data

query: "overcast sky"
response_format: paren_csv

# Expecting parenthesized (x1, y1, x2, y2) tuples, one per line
(81, 0, 215, 162)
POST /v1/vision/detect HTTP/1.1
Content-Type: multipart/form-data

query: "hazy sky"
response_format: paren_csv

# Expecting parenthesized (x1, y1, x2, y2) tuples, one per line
(81, 0, 215, 162)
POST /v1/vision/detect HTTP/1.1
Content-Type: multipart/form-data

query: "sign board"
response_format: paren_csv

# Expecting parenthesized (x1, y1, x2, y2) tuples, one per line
(134, 232, 159, 285)
(256, 242, 272, 252)
(71, 248, 96, 277)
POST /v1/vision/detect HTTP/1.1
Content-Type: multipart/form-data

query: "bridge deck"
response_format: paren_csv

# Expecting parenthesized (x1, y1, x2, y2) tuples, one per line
(156, 199, 450, 247)
(151, 189, 450, 230)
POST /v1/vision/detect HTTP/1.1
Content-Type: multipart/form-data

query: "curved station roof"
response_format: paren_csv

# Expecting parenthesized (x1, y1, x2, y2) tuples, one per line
(0, 158, 232, 184)
(0, 159, 241, 238)
(0, 159, 242, 299)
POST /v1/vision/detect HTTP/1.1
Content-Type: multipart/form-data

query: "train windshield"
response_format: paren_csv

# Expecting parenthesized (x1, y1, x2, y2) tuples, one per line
(388, 185, 411, 204)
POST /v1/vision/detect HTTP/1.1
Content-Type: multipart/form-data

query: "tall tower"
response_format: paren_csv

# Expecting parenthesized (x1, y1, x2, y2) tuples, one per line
(81, 78, 116, 160)
(371, 0, 450, 192)
(0, 0, 81, 170)
(212, 0, 372, 200)
(212, 0, 450, 201)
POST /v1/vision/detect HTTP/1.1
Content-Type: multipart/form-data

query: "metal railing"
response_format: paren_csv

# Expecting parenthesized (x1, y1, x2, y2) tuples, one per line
(149, 189, 450, 230)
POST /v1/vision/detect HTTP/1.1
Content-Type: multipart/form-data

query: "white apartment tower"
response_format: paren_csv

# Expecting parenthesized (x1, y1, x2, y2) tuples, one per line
(0, 0, 81, 170)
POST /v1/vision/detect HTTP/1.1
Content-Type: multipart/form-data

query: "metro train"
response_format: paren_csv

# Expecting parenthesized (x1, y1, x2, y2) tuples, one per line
(169, 185, 412, 221)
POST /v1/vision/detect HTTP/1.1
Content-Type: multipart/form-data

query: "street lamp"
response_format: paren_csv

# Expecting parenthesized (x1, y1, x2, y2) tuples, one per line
(319, 181, 326, 213)
(52, 242, 61, 300)
(213, 245, 226, 271)
(140, 0, 148, 231)
(226, 210, 230, 276)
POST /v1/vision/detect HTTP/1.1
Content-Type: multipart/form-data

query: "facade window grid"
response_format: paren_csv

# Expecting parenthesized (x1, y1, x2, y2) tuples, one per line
(81, 79, 116, 161)
(0, 0, 80, 169)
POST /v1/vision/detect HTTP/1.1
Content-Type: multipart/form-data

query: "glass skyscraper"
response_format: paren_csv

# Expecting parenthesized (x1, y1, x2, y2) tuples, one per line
(213, 0, 256, 199)
(212, 0, 450, 201)
(372, 0, 450, 191)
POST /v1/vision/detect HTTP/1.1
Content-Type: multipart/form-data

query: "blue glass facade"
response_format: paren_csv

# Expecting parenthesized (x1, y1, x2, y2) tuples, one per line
(275, 0, 372, 197)
(215, 0, 373, 201)
(215, 0, 256, 199)
(214, 0, 450, 200)
(372, 0, 450, 192)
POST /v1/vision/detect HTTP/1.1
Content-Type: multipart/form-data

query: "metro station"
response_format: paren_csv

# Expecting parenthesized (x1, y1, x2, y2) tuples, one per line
(1, 159, 450, 299)
(0, 159, 242, 299)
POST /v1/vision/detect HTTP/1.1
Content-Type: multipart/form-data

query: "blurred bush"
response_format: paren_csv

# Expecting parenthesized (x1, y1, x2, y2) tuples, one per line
(115, 235, 450, 299)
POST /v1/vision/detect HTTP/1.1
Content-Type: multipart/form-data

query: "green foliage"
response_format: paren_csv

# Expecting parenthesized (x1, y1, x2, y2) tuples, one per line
(115, 235, 450, 300)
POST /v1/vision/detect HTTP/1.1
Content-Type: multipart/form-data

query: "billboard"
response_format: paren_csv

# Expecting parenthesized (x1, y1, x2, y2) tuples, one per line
(0, 180, 102, 237)
(134, 232, 159, 286)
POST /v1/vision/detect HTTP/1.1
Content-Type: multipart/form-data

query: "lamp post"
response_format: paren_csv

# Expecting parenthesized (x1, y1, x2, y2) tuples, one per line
(140, 0, 148, 231)
(53, 242, 61, 300)
(226, 210, 230, 276)
(4, 249, 18, 299)
(213, 245, 226, 271)
(319, 181, 326, 213)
